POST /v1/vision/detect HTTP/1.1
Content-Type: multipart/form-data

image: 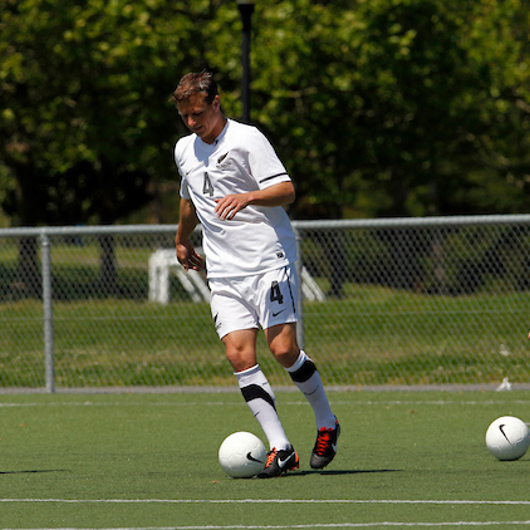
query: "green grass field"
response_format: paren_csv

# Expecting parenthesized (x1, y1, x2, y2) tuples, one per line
(1, 390, 530, 529)
(2, 237, 530, 389)
(2, 288, 530, 389)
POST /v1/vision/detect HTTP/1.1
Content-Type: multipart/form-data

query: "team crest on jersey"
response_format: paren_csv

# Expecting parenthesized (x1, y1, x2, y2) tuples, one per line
(216, 152, 232, 170)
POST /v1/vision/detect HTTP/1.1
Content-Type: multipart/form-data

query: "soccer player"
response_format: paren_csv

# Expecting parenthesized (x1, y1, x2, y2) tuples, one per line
(172, 71, 340, 478)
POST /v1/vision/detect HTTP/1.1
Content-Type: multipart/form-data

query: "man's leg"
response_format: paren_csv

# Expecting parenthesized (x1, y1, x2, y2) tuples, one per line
(286, 349, 341, 469)
(286, 349, 336, 429)
(224, 330, 289, 449)
(266, 324, 335, 428)
(266, 323, 340, 469)
(224, 329, 299, 478)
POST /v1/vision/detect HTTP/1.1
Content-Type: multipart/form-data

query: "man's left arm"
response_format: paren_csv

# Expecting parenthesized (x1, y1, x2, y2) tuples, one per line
(214, 181, 295, 221)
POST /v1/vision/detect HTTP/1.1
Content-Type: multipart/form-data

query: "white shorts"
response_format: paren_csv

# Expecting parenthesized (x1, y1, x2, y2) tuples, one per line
(209, 265, 299, 339)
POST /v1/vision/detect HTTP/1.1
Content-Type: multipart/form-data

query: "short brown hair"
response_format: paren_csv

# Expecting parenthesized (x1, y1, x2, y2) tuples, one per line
(172, 71, 218, 104)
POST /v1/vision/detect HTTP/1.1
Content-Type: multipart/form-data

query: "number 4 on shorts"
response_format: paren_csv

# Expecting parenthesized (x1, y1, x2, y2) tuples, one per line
(270, 281, 284, 304)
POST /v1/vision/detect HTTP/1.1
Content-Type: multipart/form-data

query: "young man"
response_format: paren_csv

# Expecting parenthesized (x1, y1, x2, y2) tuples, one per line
(172, 71, 340, 478)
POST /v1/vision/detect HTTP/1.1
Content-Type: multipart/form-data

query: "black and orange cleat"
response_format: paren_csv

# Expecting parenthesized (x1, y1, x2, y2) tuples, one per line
(257, 445, 299, 478)
(310, 418, 340, 469)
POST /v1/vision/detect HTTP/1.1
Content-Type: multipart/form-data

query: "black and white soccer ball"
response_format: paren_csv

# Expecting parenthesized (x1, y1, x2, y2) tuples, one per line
(485, 416, 530, 461)
(218, 431, 267, 478)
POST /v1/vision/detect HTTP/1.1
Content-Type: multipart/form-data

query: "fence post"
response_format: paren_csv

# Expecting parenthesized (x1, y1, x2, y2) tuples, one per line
(41, 232, 55, 393)
(295, 229, 305, 350)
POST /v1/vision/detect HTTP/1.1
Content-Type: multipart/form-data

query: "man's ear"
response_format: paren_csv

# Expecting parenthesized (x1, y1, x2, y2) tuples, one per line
(212, 95, 221, 111)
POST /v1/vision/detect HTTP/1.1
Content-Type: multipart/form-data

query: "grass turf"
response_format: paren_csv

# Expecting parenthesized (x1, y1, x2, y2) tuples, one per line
(1, 390, 530, 529)
(2, 290, 530, 388)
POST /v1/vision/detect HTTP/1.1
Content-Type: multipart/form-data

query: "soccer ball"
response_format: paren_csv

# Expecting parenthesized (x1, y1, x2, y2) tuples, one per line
(485, 416, 530, 461)
(218, 431, 267, 478)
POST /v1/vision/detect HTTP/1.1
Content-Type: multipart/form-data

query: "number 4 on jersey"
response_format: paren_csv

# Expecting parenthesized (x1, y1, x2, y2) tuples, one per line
(203, 172, 214, 197)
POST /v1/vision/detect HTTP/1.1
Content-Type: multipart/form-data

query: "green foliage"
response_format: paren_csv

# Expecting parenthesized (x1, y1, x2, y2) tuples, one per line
(0, 0, 211, 225)
(1, 0, 530, 225)
(248, 0, 530, 218)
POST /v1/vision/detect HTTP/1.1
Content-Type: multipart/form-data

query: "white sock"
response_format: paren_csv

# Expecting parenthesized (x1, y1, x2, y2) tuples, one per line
(286, 350, 336, 430)
(236, 364, 290, 451)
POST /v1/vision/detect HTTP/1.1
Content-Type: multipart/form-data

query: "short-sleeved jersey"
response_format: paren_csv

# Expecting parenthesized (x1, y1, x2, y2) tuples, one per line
(174, 119, 298, 279)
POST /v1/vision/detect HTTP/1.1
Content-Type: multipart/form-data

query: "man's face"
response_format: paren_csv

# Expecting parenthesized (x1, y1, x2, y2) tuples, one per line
(176, 94, 221, 144)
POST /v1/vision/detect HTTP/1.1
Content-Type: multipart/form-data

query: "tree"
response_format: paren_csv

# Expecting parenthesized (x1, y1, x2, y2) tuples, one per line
(3, 0, 530, 225)
(206, 0, 530, 220)
(221, 0, 530, 291)
(454, 0, 530, 214)
(0, 0, 216, 293)
(239, 1, 480, 218)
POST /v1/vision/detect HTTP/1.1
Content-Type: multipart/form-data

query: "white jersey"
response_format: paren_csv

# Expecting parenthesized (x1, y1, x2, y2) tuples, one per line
(174, 119, 298, 279)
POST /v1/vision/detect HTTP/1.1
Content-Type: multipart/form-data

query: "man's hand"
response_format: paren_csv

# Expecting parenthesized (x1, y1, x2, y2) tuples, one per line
(176, 240, 204, 271)
(214, 193, 251, 220)
(214, 182, 296, 221)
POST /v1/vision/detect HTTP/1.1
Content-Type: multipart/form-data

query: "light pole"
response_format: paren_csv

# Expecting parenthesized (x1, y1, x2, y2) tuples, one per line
(237, 0, 255, 124)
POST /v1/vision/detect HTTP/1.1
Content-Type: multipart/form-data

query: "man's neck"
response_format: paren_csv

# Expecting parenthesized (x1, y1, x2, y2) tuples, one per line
(204, 117, 228, 145)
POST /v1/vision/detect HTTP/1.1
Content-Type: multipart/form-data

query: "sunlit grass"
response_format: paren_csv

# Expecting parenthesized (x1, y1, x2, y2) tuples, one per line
(2, 285, 528, 389)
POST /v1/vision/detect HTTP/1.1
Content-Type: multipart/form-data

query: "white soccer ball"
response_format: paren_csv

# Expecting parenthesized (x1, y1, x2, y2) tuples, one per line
(218, 431, 267, 478)
(485, 416, 530, 461)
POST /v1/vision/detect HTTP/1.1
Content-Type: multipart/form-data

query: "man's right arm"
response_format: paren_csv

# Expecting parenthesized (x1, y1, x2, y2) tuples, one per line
(175, 198, 204, 271)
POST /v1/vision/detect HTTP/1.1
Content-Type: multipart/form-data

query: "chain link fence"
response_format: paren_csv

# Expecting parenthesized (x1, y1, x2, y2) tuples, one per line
(1, 215, 530, 392)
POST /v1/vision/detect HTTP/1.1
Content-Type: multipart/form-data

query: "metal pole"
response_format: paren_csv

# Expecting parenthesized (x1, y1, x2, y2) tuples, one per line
(41, 232, 55, 393)
(294, 229, 305, 350)
(237, 1, 255, 123)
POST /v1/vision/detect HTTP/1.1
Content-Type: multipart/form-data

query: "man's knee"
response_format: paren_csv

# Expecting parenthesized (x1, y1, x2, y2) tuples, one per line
(223, 329, 258, 372)
(270, 341, 300, 368)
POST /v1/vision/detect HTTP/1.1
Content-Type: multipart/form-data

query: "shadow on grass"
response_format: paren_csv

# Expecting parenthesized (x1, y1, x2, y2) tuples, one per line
(285, 468, 401, 477)
(0, 469, 71, 475)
